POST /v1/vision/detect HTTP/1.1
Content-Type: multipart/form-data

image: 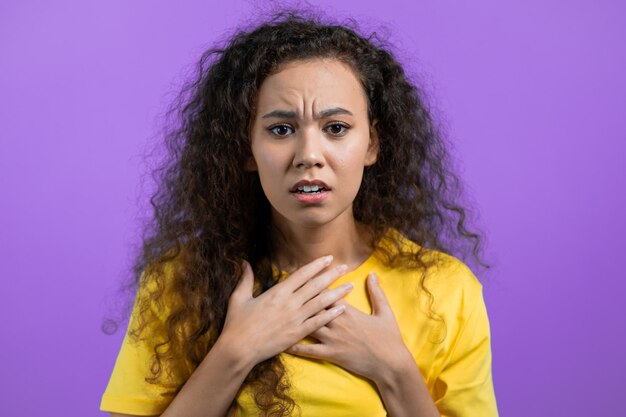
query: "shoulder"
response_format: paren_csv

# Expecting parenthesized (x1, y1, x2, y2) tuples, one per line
(128, 251, 190, 336)
(136, 248, 190, 305)
(426, 251, 483, 297)
(384, 229, 483, 311)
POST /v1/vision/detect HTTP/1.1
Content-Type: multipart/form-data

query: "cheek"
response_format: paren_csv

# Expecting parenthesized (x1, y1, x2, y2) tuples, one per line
(253, 145, 280, 172)
(253, 148, 285, 196)
(260, 153, 279, 170)
(334, 145, 369, 189)
(334, 156, 365, 189)
(335, 141, 370, 171)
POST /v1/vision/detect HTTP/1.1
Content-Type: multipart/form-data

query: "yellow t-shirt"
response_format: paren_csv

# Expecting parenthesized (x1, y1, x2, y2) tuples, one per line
(100, 231, 499, 416)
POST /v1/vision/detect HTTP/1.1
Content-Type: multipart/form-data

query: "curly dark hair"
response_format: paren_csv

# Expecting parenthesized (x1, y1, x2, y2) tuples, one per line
(103, 6, 490, 417)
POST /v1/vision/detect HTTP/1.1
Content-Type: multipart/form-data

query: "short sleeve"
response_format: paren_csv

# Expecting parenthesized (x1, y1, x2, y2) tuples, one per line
(100, 275, 185, 415)
(432, 286, 499, 417)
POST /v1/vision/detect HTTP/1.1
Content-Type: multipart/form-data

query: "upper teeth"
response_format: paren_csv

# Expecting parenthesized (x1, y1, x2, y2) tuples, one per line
(298, 185, 322, 192)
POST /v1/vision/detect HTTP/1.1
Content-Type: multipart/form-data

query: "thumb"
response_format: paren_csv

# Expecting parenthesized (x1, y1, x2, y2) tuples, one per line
(232, 260, 254, 300)
(367, 272, 390, 317)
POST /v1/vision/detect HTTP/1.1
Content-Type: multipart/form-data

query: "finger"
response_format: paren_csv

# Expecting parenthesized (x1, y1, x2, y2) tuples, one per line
(327, 300, 351, 316)
(301, 304, 345, 336)
(330, 299, 347, 306)
(281, 255, 334, 293)
(301, 281, 353, 319)
(294, 263, 349, 306)
(367, 272, 391, 317)
(308, 325, 331, 341)
(232, 260, 254, 300)
(286, 342, 331, 361)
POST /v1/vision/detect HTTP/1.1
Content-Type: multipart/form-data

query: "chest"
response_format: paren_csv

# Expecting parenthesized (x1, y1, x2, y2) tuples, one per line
(233, 271, 446, 415)
(234, 353, 388, 417)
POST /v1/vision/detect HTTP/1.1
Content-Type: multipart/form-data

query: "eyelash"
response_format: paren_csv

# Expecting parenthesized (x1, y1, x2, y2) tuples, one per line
(267, 122, 351, 137)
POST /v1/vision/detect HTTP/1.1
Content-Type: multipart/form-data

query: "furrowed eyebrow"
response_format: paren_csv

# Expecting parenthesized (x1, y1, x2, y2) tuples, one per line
(261, 107, 354, 119)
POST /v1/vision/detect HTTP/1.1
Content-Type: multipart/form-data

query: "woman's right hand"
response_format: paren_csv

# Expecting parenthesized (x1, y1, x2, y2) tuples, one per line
(219, 255, 353, 366)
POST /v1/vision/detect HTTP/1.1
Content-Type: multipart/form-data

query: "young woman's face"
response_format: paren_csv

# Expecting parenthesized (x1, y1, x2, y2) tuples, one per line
(247, 58, 378, 229)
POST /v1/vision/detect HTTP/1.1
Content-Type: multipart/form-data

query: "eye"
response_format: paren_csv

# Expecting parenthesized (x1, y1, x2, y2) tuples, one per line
(267, 122, 350, 137)
(268, 124, 294, 137)
(324, 122, 350, 137)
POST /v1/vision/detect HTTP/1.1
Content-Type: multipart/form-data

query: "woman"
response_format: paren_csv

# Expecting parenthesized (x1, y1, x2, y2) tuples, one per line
(100, 9, 498, 417)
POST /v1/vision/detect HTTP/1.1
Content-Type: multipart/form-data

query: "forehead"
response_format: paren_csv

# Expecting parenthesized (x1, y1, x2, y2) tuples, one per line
(255, 59, 367, 114)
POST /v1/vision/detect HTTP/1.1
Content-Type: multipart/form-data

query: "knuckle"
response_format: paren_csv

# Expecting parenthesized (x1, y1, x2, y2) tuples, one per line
(302, 261, 324, 278)
(302, 320, 316, 335)
(322, 308, 336, 322)
(309, 314, 326, 331)
(319, 275, 337, 293)
(324, 271, 339, 285)
(325, 287, 345, 304)
(328, 289, 345, 304)
(306, 275, 325, 293)
(333, 286, 349, 298)
(313, 294, 332, 311)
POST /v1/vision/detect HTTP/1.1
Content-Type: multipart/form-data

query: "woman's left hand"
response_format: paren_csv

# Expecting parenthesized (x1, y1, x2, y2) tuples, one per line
(285, 272, 413, 382)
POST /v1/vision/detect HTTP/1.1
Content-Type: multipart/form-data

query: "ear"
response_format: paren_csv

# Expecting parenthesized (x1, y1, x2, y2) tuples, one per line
(365, 118, 379, 166)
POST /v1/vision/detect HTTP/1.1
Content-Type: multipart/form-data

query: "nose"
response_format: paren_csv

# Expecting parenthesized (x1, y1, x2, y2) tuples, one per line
(292, 127, 325, 169)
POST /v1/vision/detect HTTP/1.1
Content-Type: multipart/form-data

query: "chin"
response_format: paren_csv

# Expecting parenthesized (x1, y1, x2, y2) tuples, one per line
(271, 208, 335, 228)
(269, 200, 353, 229)
(290, 214, 336, 228)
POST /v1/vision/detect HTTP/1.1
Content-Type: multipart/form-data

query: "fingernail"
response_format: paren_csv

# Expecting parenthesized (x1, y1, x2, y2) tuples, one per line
(332, 305, 346, 313)
(337, 264, 348, 272)
(341, 282, 354, 291)
(324, 255, 333, 265)
(369, 272, 377, 284)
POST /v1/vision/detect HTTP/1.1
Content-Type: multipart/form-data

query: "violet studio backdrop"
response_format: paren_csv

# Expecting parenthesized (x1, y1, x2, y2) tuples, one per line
(1, 1, 624, 416)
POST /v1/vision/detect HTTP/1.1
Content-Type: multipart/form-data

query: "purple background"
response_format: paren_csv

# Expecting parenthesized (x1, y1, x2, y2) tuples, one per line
(1, 1, 624, 416)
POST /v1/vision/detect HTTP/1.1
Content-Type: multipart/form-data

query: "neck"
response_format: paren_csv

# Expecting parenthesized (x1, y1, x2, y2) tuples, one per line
(270, 210, 374, 274)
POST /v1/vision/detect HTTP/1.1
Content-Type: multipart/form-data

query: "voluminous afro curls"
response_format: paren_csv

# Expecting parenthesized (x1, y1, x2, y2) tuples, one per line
(105, 6, 490, 417)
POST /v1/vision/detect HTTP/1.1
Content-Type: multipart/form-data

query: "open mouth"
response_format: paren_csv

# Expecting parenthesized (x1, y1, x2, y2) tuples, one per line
(293, 185, 328, 194)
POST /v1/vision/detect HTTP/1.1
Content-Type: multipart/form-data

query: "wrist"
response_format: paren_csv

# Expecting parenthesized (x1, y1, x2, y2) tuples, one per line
(211, 332, 258, 376)
(374, 349, 440, 417)
(374, 347, 417, 390)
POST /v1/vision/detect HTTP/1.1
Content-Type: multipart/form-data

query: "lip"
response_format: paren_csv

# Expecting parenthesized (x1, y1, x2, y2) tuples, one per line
(291, 189, 330, 204)
(289, 179, 331, 193)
